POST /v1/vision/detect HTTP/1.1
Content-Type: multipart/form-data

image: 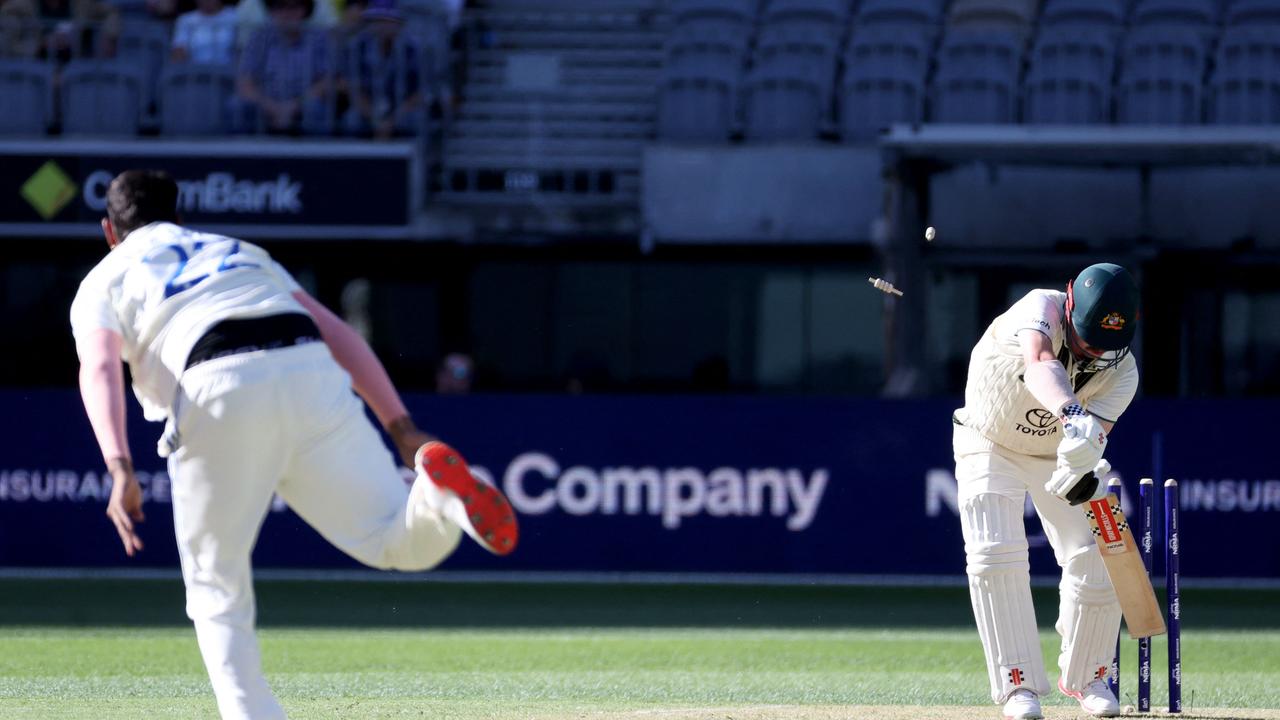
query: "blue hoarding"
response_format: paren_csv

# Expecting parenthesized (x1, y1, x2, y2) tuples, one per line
(1, 389, 1277, 579)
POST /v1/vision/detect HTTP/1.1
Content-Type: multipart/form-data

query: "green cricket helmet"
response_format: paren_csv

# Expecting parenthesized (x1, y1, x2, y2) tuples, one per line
(1066, 263, 1139, 370)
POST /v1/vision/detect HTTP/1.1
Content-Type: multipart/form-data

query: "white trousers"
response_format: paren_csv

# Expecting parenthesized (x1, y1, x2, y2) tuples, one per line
(167, 343, 461, 720)
(953, 424, 1122, 704)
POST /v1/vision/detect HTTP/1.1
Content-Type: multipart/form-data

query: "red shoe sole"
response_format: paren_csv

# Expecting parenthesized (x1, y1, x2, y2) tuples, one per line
(418, 441, 519, 556)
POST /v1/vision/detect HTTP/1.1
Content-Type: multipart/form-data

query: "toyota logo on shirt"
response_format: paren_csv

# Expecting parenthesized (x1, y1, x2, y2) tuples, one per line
(1025, 408, 1057, 429)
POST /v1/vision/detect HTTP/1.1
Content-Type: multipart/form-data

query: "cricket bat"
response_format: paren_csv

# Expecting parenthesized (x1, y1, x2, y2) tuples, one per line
(1084, 492, 1167, 639)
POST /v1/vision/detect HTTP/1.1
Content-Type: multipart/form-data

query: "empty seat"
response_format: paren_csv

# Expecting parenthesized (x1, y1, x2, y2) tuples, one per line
(668, 16, 754, 53)
(856, 0, 944, 27)
(1040, 0, 1127, 27)
(0, 60, 51, 134)
(116, 19, 169, 114)
(932, 31, 1024, 122)
(1130, 0, 1216, 25)
(936, 29, 1023, 80)
(753, 22, 841, 97)
(763, 0, 851, 24)
(658, 75, 737, 141)
(1117, 27, 1206, 123)
(1226, 0, 1280, 25)
(1211, 26, 1280, 123)
(1212, 75, 1280, 123)
(1214, 25, 1280, 80)
(949, 0, 1038, 29)
(667, 28, 747, 84)
(1024, 27, 1116, 122)
(840, 31, 931, 139)
(159, 64, 235, 135)
(839, 65, 926, 139)
(61, 60, 145, 135)
(844, 26, 933, 79)
(671, 0, 758, 25)
(743, 73, 825, 140)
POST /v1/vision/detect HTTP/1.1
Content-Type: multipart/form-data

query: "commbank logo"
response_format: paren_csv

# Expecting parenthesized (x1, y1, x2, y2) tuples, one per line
(20, 161, 77, 220)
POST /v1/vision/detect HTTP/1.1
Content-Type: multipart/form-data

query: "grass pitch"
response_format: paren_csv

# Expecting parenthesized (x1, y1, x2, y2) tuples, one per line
(0, 578, 1278, 719)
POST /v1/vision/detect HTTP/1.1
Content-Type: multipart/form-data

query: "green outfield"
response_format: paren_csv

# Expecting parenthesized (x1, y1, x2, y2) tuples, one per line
(1, 578, 1278, 719)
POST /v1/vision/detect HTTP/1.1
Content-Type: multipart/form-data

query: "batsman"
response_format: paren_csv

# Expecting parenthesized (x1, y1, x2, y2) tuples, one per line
(952, 263, 1140, 720)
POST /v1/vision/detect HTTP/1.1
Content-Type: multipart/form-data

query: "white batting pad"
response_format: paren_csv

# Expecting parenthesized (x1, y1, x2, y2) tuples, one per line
(1057, 549, 1123, 691)
(962, 492, 1051, 703)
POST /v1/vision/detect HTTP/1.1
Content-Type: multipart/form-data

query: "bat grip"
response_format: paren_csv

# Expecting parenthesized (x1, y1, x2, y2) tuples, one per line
(1066, 471, 1099, 506)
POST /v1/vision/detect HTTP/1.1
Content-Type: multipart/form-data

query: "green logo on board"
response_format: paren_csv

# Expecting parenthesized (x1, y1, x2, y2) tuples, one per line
(21, 161, 77, 220)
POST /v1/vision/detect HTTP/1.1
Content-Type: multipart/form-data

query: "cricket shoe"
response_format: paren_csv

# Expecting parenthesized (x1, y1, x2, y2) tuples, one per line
(415, 441, 519, 555)
(1058, 677, 1120, 717)
(1002, 689, 1043, 720)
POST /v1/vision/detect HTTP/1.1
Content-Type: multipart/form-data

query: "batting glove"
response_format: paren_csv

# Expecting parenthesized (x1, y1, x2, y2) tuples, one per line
(1057, 404, 1106, 470)
(1046, 458, 1112, 506)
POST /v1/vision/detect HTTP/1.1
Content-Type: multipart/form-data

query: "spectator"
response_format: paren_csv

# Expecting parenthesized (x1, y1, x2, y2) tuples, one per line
(341, 0, 425, 138)
(15, 0, 120, 61)
(333, 0, 365, 43)
(231, 0, 332, 134)
(144, 0, 179, 22)
(436, 353, 473, 394)
(171, 0, 237, 64)
(237, 0, 334, 47)
(0, 0, 40, 57)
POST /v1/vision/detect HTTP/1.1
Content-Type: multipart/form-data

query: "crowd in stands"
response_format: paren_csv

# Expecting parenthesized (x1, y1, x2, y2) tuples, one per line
(0, 0, 462, 136)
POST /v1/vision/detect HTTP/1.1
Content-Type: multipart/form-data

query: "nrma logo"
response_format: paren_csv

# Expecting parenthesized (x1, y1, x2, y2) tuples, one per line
(1170, 533, 1180, 555)
(1171, 598, 1181, 621)
(1141, 533, 1152, 553)
(1172, 666, 1182, 684)
(1140, 662, 1150, 682)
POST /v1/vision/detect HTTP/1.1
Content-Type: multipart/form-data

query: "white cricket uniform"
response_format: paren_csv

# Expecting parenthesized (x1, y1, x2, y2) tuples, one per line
(70, 222, 460, 720)
(952, 290, 1138, 704)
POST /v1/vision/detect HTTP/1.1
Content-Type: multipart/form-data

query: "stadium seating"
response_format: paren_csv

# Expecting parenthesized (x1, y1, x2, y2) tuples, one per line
(949, 0, 1039, 34)
(671, 0, 758, 25)
(1130, 0, 1216, 26)
(1023, 26, 1116, 123)
(743, 72, 826, 140)
(855, 0, 945, 28)
(1040, 0, 1127, 28)
(932, 30, 1024, 123)
(116, 19, 170, 121)
(159, 64, 235, 136)
(1211, 26, 1280, 123)
(1117, 27, 1206, 124)
(658, 74, 737, 141)
(0, 60, 51, 135)
(60, 60, 146, 135)
(1225, 0, 1280, 25)
(762, 0, 851, 25)
(659, 20, 746, 141)
(839, 28, 930, 140)
(752, 22, 841, 100)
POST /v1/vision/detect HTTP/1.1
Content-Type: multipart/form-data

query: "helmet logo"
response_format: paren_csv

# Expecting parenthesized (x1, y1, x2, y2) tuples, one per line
(1084, 278, 1095, 288)
(1100, 312, 1125, 331)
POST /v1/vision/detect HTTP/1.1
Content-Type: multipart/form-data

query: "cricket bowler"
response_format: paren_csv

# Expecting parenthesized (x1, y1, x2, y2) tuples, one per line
(71, 170, 519, 719)
(952, 263, 1140, 719)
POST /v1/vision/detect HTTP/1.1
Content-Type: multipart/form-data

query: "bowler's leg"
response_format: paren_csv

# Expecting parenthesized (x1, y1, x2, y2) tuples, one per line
(277, 364, 461, 571)
(169, 376, 291, 719)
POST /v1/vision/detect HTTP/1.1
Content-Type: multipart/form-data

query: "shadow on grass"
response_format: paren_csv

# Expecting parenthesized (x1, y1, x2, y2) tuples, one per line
(1, 579, 1277, 631)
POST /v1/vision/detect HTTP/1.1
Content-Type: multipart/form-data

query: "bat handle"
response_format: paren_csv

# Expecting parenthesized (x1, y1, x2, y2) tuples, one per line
(1067, 471, 1099, 506)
